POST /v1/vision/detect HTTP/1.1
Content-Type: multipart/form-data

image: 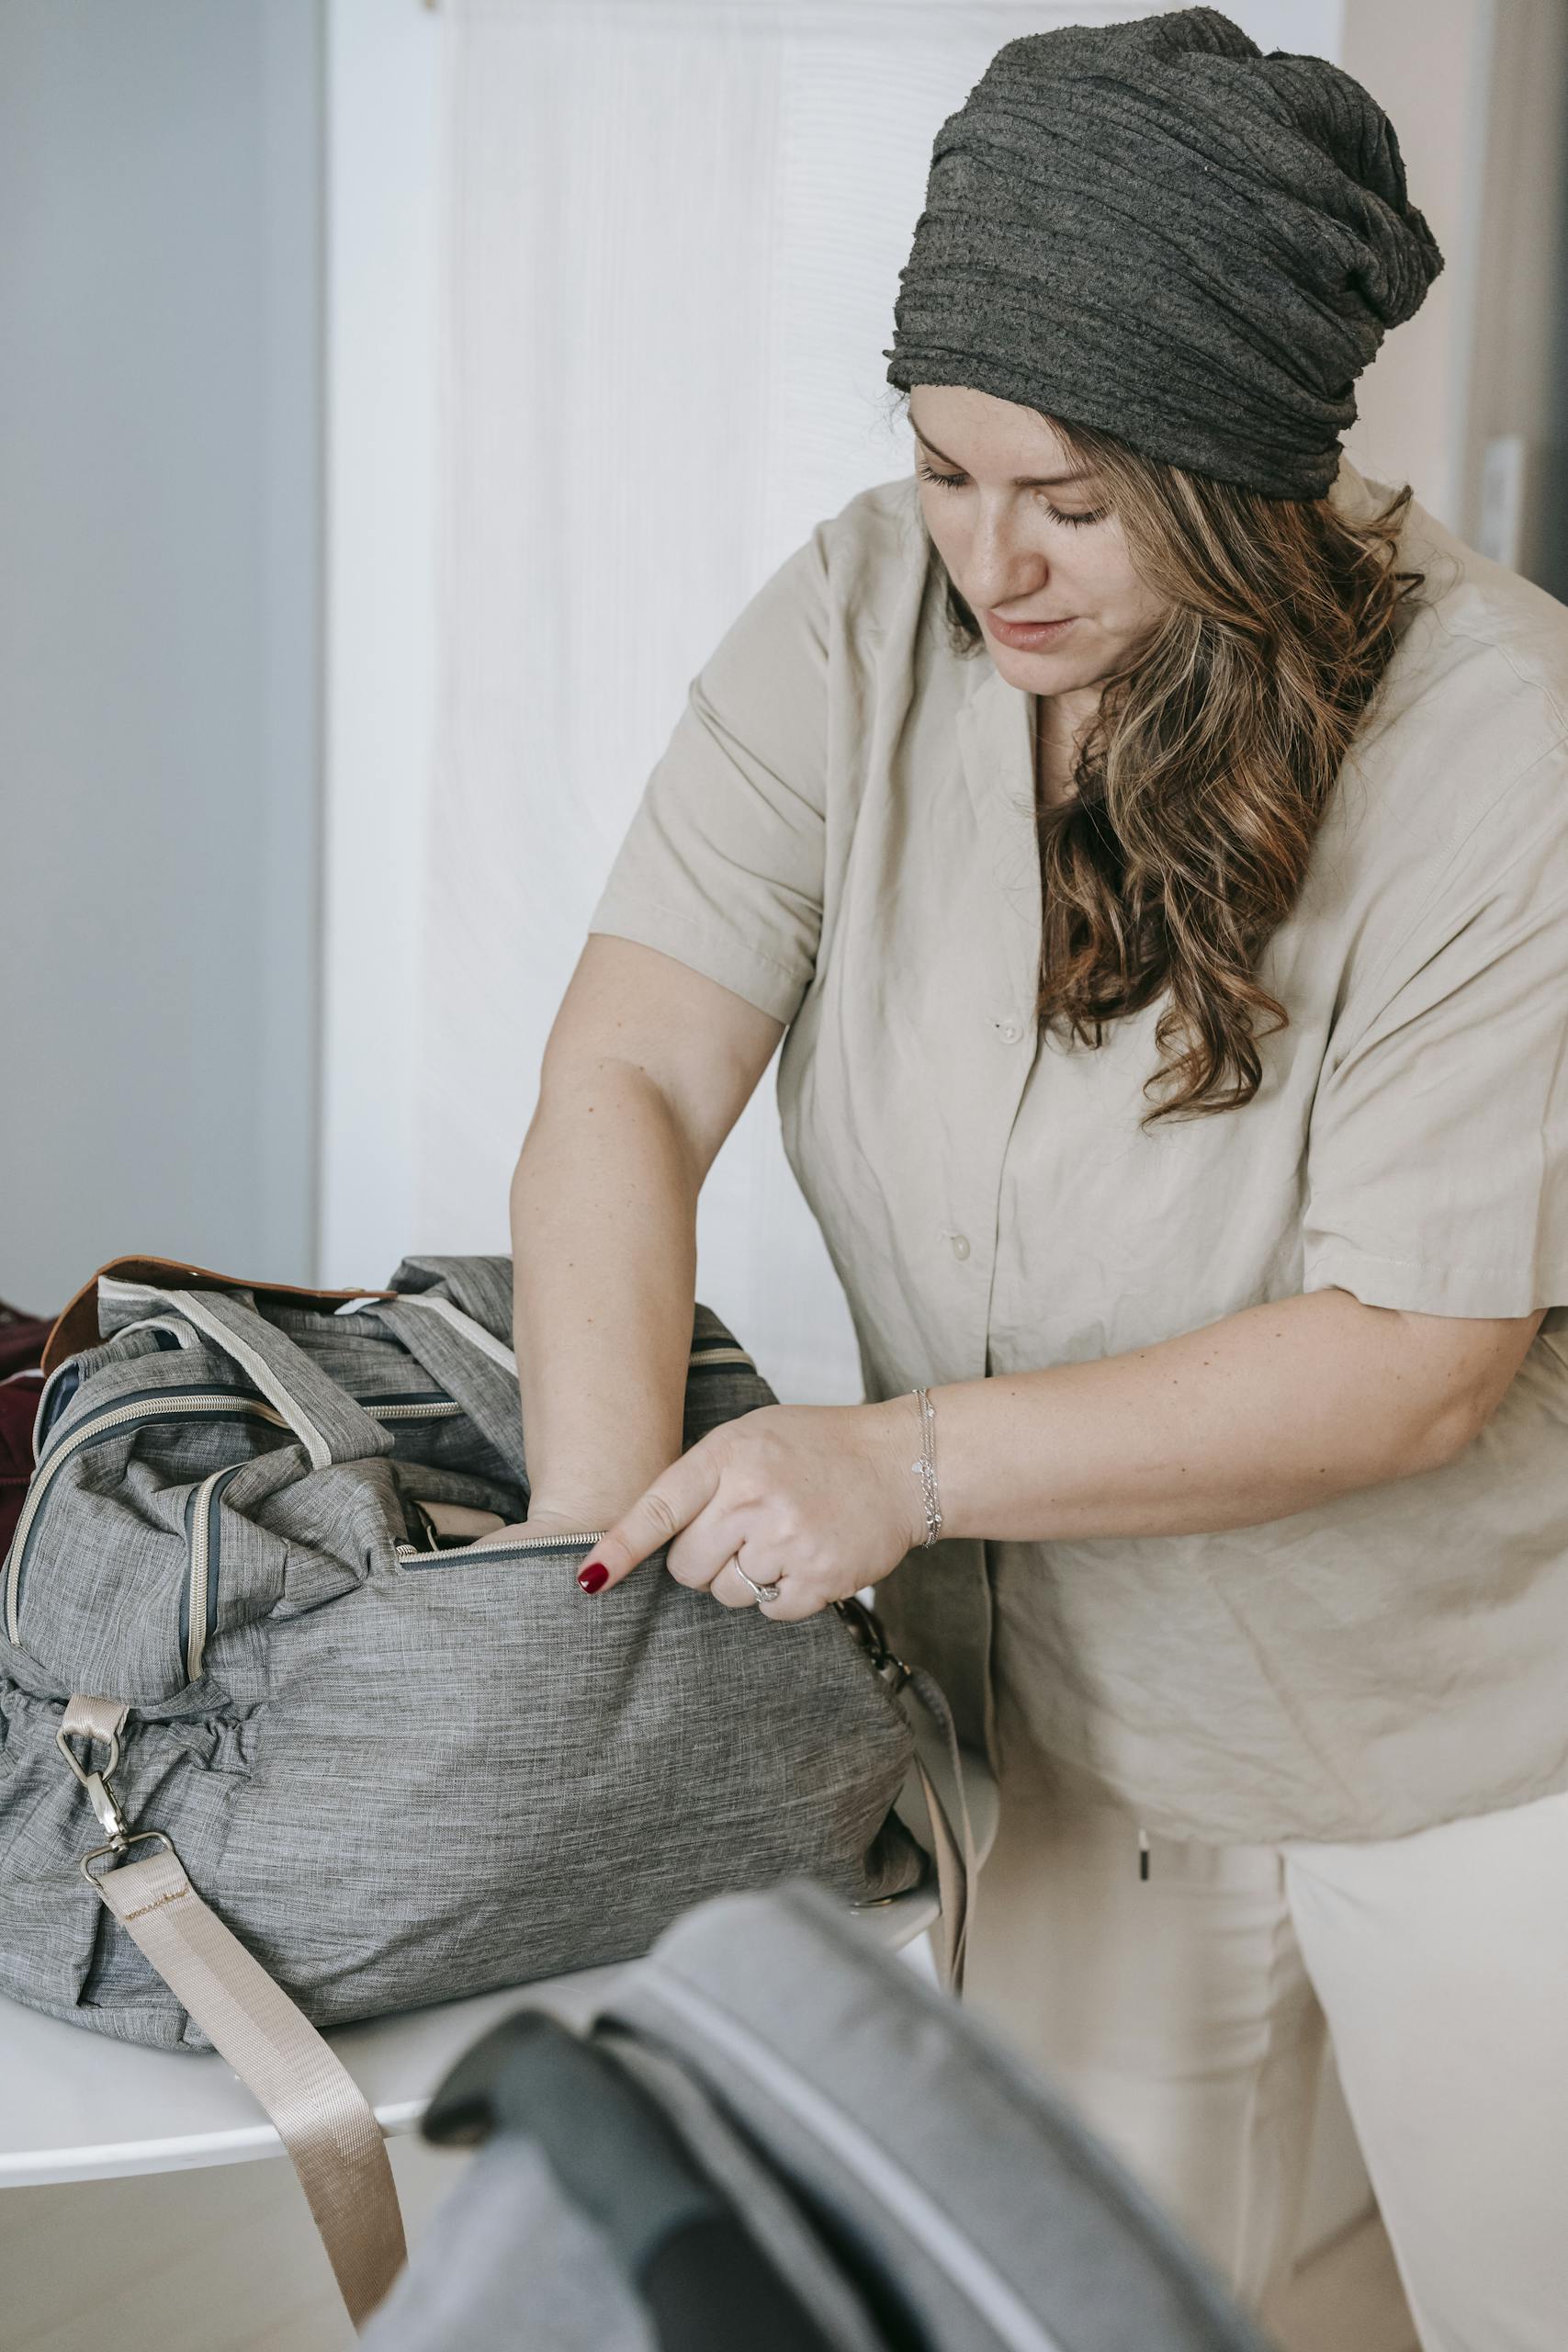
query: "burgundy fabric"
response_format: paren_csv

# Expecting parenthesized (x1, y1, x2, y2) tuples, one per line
(0, 1373, 42, 1558)
(0, 1302, 51, 1380)
(0, 1302, 50, 1556)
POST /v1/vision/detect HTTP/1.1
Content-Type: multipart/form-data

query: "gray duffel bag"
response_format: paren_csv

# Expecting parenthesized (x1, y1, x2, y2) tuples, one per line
(1, 1253, 973, 2326)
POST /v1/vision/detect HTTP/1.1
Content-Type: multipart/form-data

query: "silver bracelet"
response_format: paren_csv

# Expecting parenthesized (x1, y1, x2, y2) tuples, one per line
(908, 1386, 942, 1547)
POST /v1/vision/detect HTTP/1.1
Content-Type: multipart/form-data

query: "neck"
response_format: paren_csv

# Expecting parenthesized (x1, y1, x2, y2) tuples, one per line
(1037, 681, 1100, 752)
(1033, 688, 1096, 807)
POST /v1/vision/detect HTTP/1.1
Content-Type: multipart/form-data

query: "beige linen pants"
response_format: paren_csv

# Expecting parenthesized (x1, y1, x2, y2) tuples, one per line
(962, 1740, 1568, 2352)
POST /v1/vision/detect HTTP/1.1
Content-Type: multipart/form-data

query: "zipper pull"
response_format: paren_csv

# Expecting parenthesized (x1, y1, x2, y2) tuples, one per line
(1137, 1825, 1150, 1882)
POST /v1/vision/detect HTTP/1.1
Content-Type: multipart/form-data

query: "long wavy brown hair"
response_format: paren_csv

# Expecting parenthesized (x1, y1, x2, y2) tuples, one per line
(888, 389, 1432, 1127)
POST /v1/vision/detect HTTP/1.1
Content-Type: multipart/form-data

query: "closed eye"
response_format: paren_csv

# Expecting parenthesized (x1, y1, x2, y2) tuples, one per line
(915, 458, 1107, 528)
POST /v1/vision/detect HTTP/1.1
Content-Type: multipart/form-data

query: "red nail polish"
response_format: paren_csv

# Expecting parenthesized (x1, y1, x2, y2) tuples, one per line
(577, 1560, 609, 1593)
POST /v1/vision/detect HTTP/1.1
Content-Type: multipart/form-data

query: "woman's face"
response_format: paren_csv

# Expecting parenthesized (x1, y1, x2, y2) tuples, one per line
(909, 386, 1168, 711)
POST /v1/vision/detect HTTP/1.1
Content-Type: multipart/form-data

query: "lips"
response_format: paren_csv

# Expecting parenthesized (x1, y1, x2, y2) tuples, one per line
(987, 612, 1078, 646)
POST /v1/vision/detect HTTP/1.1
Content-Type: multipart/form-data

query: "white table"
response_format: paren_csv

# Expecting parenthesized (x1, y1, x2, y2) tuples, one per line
(2, 1753, 998, 2189)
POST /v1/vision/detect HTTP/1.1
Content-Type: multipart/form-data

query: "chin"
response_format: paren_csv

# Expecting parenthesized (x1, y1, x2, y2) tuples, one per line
(992, 641, 1089, 678)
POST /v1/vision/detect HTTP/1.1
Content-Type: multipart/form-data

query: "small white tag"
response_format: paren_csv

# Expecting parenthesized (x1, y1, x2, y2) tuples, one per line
(410, 1500, 508, 1545)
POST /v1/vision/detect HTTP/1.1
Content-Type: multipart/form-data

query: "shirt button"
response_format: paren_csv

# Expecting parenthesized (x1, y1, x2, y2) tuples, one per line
(948, 1233, 971, 1261)
(998, 1019, 1022, 1044)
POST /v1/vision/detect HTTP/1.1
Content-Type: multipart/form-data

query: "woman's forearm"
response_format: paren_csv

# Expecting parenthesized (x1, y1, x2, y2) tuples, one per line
(510, 1063, 699, 1522)
(873, 1286, 1486, 1545)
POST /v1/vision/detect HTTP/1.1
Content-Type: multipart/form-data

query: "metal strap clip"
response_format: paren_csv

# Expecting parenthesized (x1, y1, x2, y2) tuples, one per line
(56, 1724, 131, 1850)
(80, 1828, 177, 1887)
(835, 1593, 913, 1692)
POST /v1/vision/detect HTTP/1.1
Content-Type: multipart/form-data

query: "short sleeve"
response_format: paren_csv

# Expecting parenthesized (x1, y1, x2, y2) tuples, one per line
(1302, 810, 1568, 1317)
(584, 526, 829, 1027)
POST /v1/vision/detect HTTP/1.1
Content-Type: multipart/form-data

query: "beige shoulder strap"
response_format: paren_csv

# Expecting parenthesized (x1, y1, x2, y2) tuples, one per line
(900, 1666, 979, 1996)
(63, 1699, 406, 2330)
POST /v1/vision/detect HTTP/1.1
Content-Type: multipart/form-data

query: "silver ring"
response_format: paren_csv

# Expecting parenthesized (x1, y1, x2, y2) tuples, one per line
(727, 1553, 784, 1606)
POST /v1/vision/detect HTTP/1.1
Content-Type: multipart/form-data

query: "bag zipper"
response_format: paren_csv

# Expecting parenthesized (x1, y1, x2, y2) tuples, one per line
(364, 1395, 462, 1421)
(182, 1462, 247, 1682)
(395, 1529, 609, 1564)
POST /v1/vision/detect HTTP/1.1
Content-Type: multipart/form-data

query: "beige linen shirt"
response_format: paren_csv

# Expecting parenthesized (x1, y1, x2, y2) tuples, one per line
(585, 456, 1568, 1844)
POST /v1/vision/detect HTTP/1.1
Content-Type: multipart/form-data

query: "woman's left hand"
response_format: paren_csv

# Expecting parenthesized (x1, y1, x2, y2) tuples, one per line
(573, 1398, 926, 1621)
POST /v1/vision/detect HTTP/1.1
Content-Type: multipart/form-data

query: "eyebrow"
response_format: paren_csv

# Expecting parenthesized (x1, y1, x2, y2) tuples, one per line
(910, 422, 1098, 491)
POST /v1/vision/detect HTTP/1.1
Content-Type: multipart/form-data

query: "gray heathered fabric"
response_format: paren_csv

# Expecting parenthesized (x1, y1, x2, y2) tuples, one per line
(605, 2035, 891, 2352)
(883, 6, 1444, 497)
(366, 2136, 656, 2352)
(365, 2031, 887, 2352)
(602, 1879, 1276, 2352)
(0, 1263, 925, 2050)
(366, 1879, 1271, 2352)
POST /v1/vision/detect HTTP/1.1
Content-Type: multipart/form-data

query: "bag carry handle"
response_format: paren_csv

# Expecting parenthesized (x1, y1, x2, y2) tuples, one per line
(42, 1255, 397, 1379)
(62, 1696, 406, 2331)
(99, 1279, 392, 1471)
(347, 1294, 529, 1484)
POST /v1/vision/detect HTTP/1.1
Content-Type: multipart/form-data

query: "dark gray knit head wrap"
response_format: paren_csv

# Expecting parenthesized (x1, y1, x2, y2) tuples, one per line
(883, 6, 1443, 499)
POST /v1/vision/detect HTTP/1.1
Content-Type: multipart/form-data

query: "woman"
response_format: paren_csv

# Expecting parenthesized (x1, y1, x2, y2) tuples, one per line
(494, 12, 1568, 2347)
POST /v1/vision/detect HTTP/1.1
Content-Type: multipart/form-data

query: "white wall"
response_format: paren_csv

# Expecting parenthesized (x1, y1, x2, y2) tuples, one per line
(1341, 0, 1568, 586)
(317, 0, 445, 1293)
(0, 0, 323, 1310)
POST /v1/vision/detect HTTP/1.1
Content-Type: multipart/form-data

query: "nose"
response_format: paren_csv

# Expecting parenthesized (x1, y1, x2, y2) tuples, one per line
(963, 506, 1051, 616)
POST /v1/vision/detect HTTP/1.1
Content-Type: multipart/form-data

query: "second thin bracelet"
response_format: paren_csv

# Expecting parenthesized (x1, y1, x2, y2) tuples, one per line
(909, 1385, 942, 1547)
